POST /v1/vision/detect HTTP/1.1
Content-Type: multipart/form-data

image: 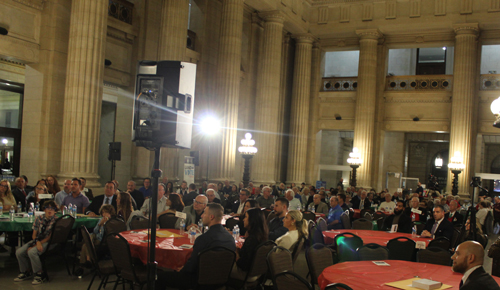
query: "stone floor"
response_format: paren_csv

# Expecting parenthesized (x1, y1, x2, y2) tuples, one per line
(0, 233, 497, 290)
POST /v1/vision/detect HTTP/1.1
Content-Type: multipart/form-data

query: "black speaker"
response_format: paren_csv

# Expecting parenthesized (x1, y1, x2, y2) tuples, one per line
(190, 151, 199, 166)
(108, 142, 121, 161)
(132, 61, 197, 149)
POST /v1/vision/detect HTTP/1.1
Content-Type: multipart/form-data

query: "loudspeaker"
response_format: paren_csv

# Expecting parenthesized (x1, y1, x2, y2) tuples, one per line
(108, 142, 121, 161)
(132, 61, 196, 149)
(190, 151, 199, 166)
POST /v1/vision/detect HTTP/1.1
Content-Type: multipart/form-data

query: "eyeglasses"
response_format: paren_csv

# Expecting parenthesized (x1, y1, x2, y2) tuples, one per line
(193, 200, 207, 205)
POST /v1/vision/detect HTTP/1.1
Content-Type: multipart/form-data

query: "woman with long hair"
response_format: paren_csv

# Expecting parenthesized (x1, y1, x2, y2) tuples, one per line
(276, 210, 308, 250)
(0, 179, 16, 212)
(234, 200, 258, 236)
(166, 181, 174, 195)
(26, 184, 51, 209)
(230, 208, 268, 280)
(116, 191, 133, 223)
(46, 175, 60, 195)
(166, 193, 184, 212)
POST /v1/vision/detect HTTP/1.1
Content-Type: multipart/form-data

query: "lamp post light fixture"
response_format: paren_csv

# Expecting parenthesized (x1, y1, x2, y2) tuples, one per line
(200, 116, 221, 182)
(434, 155, 443, 169)
(238, 133, 257, 188)
(448, 151, 465, 196)
(347, 147, 363, 187)
(490, 96, 500, 128)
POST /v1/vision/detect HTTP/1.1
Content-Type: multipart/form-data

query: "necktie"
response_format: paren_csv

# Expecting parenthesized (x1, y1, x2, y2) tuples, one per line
(105, 197, 110, 205)
(21, 189, 26, 197)
(360, 199, 364, 209)
(430, 222, 439, 235)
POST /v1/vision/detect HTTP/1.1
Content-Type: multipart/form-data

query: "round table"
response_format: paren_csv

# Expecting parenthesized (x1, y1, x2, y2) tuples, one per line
(0, 213, 100, 231)
(318, 260, 500, 289)
(323, 229, 432, 246)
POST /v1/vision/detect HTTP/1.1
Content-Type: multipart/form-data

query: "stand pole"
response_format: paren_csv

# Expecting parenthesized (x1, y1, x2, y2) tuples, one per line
(147, 146, 161, 290)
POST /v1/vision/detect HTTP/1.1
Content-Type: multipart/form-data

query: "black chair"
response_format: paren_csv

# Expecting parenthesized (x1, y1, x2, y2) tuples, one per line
(451, 226, 462, 249)
(317, 218, 328, 231)
(197, 246, 236, 289)
(305, 243, 335, 285)
(376, 217, 387, 231)
(311, 225, 325, 245)
(267, 246, 293, 289)
(302, 211, 316, 222)
(224, 217, 239, 230)
(387, 237, 416, 261)
(352, 218, 373, 230)
(275, 271, 313, 290)
(227, 240, 277, 290)
(373, 212, 386, 221)
(158, 212, 178, 229)
(340, 212, 351, 229)
(40, 215, 75, 279)
(360, 209, 374, 220)
(427, 237, 451, 251)
(305, 221, 316, 248)
(81, 226, 116, 290)
(357, 243, 389, 261)
(129, 216, 150, 230)
(104, 216, 127, 234)
(291, 237, 305, 264)
(333, 232, 363, 262)
(417, 247, 452, 266)
(363, 212, 374, 221)
(106, 233, 148, 289)
(325, 283, 354, 290)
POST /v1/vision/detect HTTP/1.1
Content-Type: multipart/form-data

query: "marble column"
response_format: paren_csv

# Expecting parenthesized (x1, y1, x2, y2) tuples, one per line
(305, 44, 322, 185)
(213, 0, 244, 182)
(251, 11, 285, 185)
(286, 34, 314, 185)
(59, 0, 108, 186)
(353, 29, 382, 188)
(157, 0, 190, 182)
(448, 23, 479, 196)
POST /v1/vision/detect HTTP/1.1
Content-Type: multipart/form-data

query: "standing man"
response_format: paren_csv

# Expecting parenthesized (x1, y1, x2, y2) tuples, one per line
(62, 178, 90, 214)
(268, 197, 289, 241)
(327, 196, 343, 230)
(139, 178, 152, 198)
(337, 178, 344, 190)
(257, 186, 274, 209)
(176, 195, 208, 230)
(126, 180, 145, 209)
(54, 179, 71, 206)
(182, 183, 198, 206)
(451, 241, 500, 289)
(86, 181, 117, 216)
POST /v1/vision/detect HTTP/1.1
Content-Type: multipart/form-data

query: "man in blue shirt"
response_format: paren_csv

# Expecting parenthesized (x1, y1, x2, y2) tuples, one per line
(139, 178, 152, 198)
(327, 196, 343, 230)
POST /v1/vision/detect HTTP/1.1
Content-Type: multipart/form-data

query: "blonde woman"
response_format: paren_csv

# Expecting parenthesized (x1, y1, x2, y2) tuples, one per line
(0, 179, 16, 212)
(276, 210, 308, 251)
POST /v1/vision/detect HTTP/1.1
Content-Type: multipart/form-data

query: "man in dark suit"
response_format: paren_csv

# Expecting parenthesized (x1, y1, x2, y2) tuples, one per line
(12, 177, 27, 210)
(85, 181, 117, 216)
(384, 201, 412, 233)
(404, 197, 428, 224)
(182, 183, 199, 206)
(445, 200, 463, 226)
(351, 190, 371, 210)
(452, 241, 500, 289)
(421, 205, 453, 241)
(156, 203, 236, 290)
(231, 188, 249, 215)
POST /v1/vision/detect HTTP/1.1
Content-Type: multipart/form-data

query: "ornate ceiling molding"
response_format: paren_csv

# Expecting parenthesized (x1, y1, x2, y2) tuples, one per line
(12, 0, 45, 10)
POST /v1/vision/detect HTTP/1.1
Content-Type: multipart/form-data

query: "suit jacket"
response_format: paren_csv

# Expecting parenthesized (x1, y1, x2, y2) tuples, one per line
(351, 196, 371, 210)
(12, 188, 27, 210)
(314, 202, 329, 215)
(424, 218, 454, 241)
(461, 266, 500, 290)
(182, 191, 198, 207)
(86, 194, 117, 215)
(445, 211, 463, 226)
(129, 189, 145, 209)
(231, 200, 242, 214)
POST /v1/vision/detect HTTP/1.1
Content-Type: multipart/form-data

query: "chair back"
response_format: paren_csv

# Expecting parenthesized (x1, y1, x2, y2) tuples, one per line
(105, 216, 127, 234)
(106, 233, 139, 281)
(427, 237, 450, 251)
(376, 217, 386, 231)
(387, 237, 416, 261)
(311, 225, 325, 245)
(451, 227, 461, 249)
(334, 232, 363, 262)
(340, 212, 351, 229)
(305, 221, 316, 248)
(197, 246, 236, 286)
(275, 271, 313, 290)
(373, 212, 386, 221)
(129, 215, 150, 230)
(357, 243, 389, 261)
(158, 212, 178, 229)
(245, 241, 277, 280)
(416, 247, 451, 266)
(317, 217, 327, 231)
(291, 237, 305, 263)
(224, 217, 239, 230)
(80, 226, 99, 267)
(364, 212, 374, 221)
(352, 218, 373, 230)
(302, 211, 316, 222)
(267, 246, 293, 284)
(48, 215, 75, 246)
(484, 211, 494, 235)
(305, 243, 334, 285)
(360, 209, 374, 219)
(325, 283, 354, 290)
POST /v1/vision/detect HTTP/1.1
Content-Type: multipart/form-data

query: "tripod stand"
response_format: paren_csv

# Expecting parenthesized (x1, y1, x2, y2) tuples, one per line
(454, 177, 481, 248)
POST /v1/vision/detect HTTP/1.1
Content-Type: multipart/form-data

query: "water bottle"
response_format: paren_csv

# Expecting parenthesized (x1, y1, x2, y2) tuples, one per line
(311, 205, 315, 214)
(9, 207, 15, 221)
(179, 219, 186, 235)
(61, 205, 66, 215)
(297, 203, 301, 211)
(234, 225, 240, 240)
(0, 202, 3, 214)
(412, 213, 416, 222)
(17, 201, 22, 213)
(232, 225, 237, 240)
(412, 226, 417, 238)
(35, 201, 39, 211)
(73, 204, 78, 217)
(28, 207, 34, 223)
(198, 219, 204, 234)
(189, 227, 196, 244)
(68, 203, 73, 216)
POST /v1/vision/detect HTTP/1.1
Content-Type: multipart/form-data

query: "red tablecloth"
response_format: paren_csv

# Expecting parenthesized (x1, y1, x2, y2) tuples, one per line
(315, 213, 325, 222)
(121, 229, 193, 270)
(318, 260, 500, 289)
(323, 229, 432, 246)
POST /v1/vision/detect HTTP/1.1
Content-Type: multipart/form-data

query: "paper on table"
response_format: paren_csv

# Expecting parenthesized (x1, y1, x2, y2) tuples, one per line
(373, 261, 391, 266)
(385, 278, 452, 290)
(139, 229, 183, 238)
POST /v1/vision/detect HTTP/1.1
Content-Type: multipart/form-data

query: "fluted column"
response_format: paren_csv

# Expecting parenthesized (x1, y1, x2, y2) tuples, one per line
(157, 0, 190, 182)
(251, 11, 285, 185)
(212, 0, 244, 182)
(59, 0, 108, 186)
(305, 44, 322, 185)
(286, 35, 314, 185)
(448, 23, 479, 197)
(353, 29, 383, 188)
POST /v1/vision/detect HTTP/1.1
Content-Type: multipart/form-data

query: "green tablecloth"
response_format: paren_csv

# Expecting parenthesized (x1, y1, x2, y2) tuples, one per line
(0, 214, 100, 232)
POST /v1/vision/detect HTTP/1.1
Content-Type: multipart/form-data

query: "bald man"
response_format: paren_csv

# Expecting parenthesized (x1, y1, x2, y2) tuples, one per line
(452, 241, 500, 289)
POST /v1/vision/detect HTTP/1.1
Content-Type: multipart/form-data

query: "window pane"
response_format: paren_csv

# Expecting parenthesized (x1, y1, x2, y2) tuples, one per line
(418, 47, 446, 63)
(0, 90, 22, 129)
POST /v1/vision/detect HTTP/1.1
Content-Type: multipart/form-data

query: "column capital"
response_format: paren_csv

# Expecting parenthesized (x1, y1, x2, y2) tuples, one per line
(453, 23, 479, 36)
(356, 29, 383, 40)
(259, 10, 285, 24)
(293, 34, 315, 44)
